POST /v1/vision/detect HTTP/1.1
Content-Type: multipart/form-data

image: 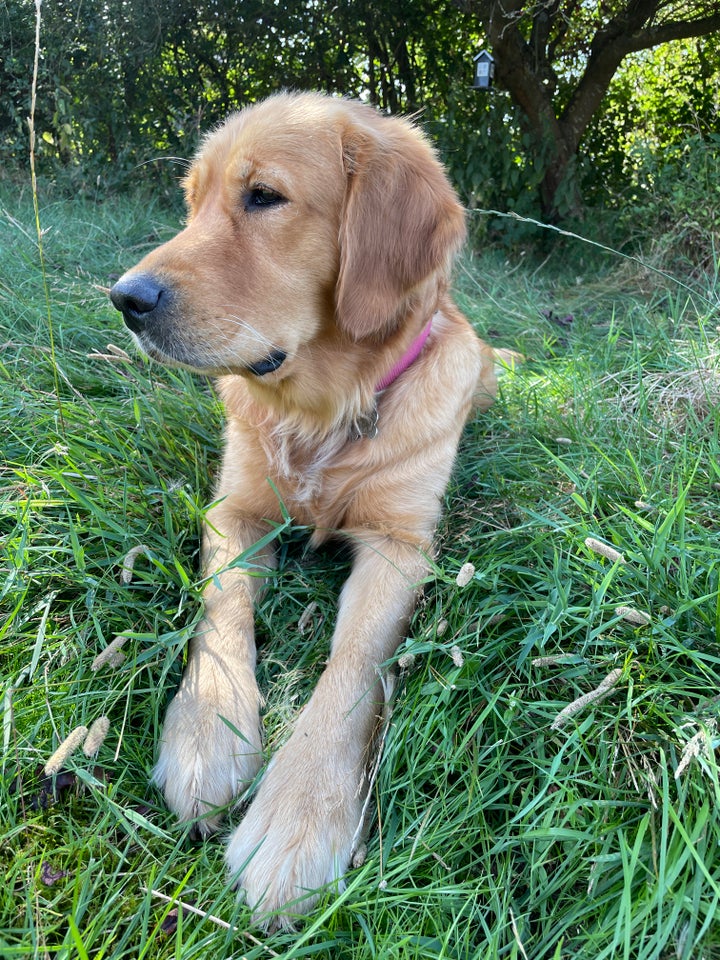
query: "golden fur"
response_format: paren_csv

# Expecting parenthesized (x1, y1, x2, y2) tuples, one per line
(110, 91, 501, 928)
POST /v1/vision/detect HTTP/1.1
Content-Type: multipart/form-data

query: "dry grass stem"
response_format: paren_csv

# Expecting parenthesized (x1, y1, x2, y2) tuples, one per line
(297, 601, 319, 635)
(142, 889, 279, 956)
(600, 352, 720, 432)
(421, 841, 450, 870)
(550, 668, 623, 731)
(509, 906, 530, 960)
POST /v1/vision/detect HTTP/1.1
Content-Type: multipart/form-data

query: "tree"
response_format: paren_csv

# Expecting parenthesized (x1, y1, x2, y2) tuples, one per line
(458, 0, 720, 219)
(1, 0, 468, 177)
(3, 0, 718, 227)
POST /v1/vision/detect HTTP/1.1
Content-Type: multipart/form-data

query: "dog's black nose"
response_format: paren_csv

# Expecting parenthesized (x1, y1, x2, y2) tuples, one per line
(110, 274, 165, 334)
(247, 350, 288, 376)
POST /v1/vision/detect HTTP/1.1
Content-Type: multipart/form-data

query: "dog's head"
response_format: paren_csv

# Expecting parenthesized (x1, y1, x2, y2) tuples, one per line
(110, 92, 465, 383)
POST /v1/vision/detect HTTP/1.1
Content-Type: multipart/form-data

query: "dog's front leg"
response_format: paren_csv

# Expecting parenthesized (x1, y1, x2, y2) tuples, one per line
(225, 533, 428, 927)
(154, 504, 276, 836)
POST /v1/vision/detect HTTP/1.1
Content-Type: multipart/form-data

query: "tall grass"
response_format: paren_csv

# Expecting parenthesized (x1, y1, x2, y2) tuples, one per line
(2, 181, 720, 959)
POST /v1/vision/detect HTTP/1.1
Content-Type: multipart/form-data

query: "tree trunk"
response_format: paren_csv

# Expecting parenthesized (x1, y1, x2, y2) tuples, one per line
(483, 0, 581, 219)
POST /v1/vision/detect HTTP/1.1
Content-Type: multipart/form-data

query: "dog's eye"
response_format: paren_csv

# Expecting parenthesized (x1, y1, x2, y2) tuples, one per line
(246, 187, 286, 210)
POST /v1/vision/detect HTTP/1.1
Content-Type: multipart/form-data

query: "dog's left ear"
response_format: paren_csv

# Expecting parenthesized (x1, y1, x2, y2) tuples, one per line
(336, 115, 466, 341)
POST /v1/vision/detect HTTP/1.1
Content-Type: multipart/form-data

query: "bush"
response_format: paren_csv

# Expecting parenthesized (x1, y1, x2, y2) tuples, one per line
(619, 134, 720, 277)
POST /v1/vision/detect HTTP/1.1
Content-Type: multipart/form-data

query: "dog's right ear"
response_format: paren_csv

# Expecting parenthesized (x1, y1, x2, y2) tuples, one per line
(335, 115, 466, 341)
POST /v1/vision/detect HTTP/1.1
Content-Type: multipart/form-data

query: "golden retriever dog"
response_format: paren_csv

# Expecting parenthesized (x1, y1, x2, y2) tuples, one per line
(110, 91, 501, 927)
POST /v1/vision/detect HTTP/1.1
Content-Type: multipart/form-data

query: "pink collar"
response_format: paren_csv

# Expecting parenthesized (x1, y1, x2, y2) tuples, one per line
(349, 316, 434, 440)
(376, 317, 433, 391)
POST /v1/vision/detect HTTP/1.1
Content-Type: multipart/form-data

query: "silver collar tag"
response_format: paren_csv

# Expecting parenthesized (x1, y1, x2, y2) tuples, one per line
(349, 405, 379, 441)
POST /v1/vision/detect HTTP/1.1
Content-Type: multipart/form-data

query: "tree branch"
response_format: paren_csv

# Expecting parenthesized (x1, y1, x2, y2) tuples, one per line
(625, 12, 720, 51)
(547, 0, 582, 62)
(561, 4, 720, 151)
(530, 0, 561, 67)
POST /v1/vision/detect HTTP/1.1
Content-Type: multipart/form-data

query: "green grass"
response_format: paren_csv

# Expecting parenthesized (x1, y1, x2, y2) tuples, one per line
(2, 180, 720, 959)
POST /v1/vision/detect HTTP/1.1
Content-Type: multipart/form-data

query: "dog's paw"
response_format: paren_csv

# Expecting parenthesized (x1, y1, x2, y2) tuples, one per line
(225, 748, 365, 928)
(153, 679, 262, 836)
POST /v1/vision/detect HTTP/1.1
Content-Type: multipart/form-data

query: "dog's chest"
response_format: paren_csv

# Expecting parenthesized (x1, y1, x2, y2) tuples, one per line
(265, 431, 349, 508)
(263, 422, 377, 530)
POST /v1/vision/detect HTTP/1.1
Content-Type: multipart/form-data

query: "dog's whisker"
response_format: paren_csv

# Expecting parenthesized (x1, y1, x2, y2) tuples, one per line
(136, 155, 192, 171)
(214, 315, 283, 352)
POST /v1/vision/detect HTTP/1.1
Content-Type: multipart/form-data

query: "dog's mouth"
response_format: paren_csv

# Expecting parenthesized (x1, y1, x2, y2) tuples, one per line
(246, 350, 288, 377)
(131, 337, 289, 379)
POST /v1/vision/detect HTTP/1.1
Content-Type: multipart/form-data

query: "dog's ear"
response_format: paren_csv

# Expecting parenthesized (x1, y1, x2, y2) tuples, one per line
(336, 117, 466, 341)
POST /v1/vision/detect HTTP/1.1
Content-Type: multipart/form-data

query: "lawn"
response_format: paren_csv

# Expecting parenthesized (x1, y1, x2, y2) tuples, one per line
(2, 179, 719, 959)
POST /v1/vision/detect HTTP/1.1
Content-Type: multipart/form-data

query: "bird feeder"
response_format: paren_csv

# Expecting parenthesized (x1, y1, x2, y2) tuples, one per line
(472, 50, 495, 90)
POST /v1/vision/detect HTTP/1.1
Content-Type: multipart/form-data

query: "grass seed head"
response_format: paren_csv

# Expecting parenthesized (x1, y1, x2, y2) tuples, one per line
(532, 654, 580, 667)
(106, 343, 131, 360)
(297, 601, 319, 635)
(584, 537, 625, 563)
(550, 667, 623, 731)
(120, 544, 152, 584)
(616, 605, 651, 626)
(397, 652, 416, 674)
(674, 730, 704, 778)
(45, 725, 89, 775)
(449, 645, 465, 667)
(83, 716, 110, 756)
(91, 634, 129, 671)
(674, 721, 716, 778)
(455, 562, 475, 587)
